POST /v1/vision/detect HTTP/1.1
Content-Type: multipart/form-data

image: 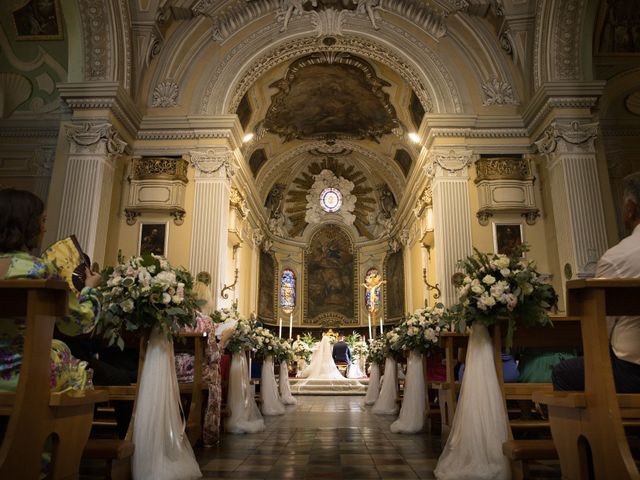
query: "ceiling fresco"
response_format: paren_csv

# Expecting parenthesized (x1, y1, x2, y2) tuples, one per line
(263, 52, 399, 142)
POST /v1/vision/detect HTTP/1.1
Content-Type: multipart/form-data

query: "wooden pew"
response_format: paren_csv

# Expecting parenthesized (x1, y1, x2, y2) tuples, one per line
(175, 331, 206, 446)
(0, 279, 108, 480)
(82, 335, 146, 480)
(533, 279, 640, 480)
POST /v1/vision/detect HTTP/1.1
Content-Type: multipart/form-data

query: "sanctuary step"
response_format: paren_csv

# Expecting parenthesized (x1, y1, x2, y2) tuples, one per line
(289, 378, 368, 395)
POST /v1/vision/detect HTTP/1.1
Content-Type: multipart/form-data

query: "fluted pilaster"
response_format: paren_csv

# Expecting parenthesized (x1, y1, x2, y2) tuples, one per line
(58, 122, 127, 264)
(426, 150, 474, 307)
(189, 148, 237, 309)
(536, 120, 607, 279)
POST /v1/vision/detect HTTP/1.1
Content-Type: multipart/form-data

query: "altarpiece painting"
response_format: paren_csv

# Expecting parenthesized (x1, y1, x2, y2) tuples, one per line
(384, 249, 405, 322)
(258, 250, 276, 323)
(304, 225, 356, 325)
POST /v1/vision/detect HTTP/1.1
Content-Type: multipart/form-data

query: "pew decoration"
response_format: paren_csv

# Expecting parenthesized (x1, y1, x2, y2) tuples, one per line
(96, 252, 201, 349)
(92, 253, 203, 478)
(453, 245, 558, 349)
(387, 305, 447, 434)
(225, 315, 257, 353)
(436, 245, 559, 480)
(363, 336, 385, 405)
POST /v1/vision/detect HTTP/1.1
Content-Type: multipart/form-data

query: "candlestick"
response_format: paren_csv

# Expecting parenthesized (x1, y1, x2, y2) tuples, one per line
(279, 317, 282, 338)
(289, 313, 293, 339)
(368, 312, 372, 339)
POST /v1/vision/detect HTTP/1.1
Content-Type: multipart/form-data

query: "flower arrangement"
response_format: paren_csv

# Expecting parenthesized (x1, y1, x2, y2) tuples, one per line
(389, 304, 447, 353)
(274, 338, 295, 363)
(226, 316, 257, 353)
(97, 253, 201, 349)
(352, 341, 368, 360)
(301, 332, 317, 348)
(345, 331, 361, 349)
(293, 339, 313, 363)
(210, 306, 241, 325)
(366, 337, 386, 364)
(253, 326, 280, 358)
(454, 246, 558, 347)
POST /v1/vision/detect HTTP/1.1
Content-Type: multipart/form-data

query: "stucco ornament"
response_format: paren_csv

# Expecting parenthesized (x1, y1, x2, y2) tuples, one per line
(305, 169, 356, 225)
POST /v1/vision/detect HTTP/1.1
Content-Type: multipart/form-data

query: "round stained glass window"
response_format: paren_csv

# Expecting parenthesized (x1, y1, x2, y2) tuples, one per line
(320, 187, 342, 213)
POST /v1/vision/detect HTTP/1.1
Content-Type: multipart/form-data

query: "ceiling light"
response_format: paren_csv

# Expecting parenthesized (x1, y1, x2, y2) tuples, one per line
(243, 133, 254, 143)
(408, 132, 420, 144)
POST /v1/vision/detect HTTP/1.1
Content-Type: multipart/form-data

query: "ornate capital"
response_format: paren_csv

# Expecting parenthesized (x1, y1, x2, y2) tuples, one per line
(65, 122, 127, 156)
(188, 149, 237, 180)
(229, 186, 248, 218)
(424, 149, 474, 179)
(535, 120, 598, 156)
(413, 184, 433, 218)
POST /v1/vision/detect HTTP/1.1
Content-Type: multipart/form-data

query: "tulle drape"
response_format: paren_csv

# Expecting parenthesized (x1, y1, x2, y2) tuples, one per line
(434, 323, 511, 480)
(372, 356, 398, 415)
(390, 350, 426, 433)
(260, 356, 285, 416)
(363, 362, 381, 405)
(226, 352, 265, 434)
(279, 361, 297, 405)
(132, 328, 202, 480)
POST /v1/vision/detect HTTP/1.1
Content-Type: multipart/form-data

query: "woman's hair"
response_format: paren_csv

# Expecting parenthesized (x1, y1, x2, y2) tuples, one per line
(0, 189, 45, 252)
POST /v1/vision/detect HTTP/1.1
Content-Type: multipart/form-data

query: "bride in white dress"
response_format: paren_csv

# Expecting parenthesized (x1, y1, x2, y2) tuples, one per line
(298, 334, 345, 380)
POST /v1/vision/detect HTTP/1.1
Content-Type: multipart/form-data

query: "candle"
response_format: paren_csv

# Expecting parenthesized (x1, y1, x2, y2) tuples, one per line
(279, 317, 282, 338)
(289, 313, 293, 339)
(368, 313, 372, 339)
(379, 315, 383, 335)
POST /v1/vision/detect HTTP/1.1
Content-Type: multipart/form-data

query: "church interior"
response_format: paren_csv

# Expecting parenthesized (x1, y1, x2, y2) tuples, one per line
(1, 0, 640, 479)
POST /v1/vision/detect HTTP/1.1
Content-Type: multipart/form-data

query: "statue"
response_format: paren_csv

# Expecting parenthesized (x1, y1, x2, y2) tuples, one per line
(353, 0, 380, 30)
(362, 270, 386, 313)
(280, 0, 317, 32)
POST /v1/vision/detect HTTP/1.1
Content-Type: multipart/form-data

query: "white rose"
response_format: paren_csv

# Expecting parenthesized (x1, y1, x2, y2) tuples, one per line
(482, 275, 496, 285)
(500, 268, 511, 277)
(496, 256, 510, 269)
(120, 298, 134, 313)
(162, 292, 171, 304)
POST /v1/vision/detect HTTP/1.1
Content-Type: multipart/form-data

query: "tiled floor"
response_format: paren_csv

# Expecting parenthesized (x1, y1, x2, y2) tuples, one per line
(195, 396, 442, 480)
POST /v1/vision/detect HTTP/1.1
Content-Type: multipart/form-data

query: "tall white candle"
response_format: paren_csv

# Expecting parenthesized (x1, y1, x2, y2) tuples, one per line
(368, 312, 372, 339)
(289, 313, 293, 339)
(379, 315, 383, 335)
(279, 317, 282, 338)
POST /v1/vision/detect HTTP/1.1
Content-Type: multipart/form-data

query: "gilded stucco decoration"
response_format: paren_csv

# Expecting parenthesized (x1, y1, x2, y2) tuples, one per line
(475, 157, 532, 182)
(285, 157, 375, 238)
(263, 52, 399, 142)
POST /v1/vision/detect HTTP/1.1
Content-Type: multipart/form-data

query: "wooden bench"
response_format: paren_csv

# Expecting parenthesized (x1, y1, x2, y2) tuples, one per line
(0, 279, 108, 480)
(532, 279, 640, 479)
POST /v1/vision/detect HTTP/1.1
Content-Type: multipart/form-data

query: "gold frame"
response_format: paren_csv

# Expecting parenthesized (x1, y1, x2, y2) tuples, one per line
(13, 0, 64, 41)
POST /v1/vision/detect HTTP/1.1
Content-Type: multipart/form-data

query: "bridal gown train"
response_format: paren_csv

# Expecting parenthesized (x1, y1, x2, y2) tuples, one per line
(299, 336, 345, 380)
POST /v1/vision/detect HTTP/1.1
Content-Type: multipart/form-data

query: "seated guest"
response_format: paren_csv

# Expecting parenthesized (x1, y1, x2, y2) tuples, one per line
(0, 188, 102, 393)
(553, 171, 640, 393)
(332, 335, 351, 365)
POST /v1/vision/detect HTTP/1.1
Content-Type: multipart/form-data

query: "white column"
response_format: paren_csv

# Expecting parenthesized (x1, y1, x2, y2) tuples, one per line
(536, 120, 608, 280)
(249, 230, 263, 315)
(189, 148, 237, 310)
(426, 150, 474, 307)
(58, 122, 127, 265)
(399, 229, 413, 313)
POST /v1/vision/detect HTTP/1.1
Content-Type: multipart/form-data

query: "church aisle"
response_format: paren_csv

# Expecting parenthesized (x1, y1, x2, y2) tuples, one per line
(194, 396, 440, 479)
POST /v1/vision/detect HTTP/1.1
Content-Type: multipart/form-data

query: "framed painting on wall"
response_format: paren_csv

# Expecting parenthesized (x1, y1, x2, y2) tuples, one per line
(13, 0, 64, 40)
(138, 222, 168, 256)
(493, 223, 524, 257)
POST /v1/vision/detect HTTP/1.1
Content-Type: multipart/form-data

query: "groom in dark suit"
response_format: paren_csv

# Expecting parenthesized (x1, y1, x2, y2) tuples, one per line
(332, 335, 351, 365)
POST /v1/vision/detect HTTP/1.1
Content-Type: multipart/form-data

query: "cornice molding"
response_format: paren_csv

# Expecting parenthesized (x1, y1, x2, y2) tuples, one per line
(57, 82, 142, 141)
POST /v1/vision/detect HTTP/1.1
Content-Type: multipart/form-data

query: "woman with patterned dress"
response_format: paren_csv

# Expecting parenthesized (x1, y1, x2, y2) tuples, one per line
(0, 189, 101, 393)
